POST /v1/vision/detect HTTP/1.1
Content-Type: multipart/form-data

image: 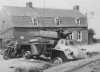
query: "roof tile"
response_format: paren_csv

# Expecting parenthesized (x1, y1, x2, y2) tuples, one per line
(4, 6, 86, 17)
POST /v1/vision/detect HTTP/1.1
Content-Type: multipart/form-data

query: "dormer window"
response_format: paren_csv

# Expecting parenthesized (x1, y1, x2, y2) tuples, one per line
(75, 18, 81, 25)
(55, 18, 61, 25)
(32, 18, 39, 25)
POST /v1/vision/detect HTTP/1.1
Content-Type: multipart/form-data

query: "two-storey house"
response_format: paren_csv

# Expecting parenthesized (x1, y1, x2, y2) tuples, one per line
(0, 2, 88, 48)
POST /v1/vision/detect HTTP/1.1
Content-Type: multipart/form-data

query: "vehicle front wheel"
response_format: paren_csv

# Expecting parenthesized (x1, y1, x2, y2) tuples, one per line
(23, 51, 31, 60)
(52, 57, 63, 64)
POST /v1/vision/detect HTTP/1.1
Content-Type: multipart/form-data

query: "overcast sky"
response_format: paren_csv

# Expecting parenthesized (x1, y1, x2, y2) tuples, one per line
(0, 0, 100, 38)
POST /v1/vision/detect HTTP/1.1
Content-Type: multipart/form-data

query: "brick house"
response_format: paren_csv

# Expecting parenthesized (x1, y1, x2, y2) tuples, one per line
(0, 2, 88, 47)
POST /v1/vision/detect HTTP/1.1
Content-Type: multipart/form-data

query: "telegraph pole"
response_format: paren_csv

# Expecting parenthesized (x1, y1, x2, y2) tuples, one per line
(44, 0, 45, 8)
(43, 0, 46, 29)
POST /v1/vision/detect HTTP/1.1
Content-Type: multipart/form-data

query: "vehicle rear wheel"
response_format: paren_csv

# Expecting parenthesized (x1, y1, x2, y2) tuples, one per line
(3, 51, 9, 60)
(52, 57, 63, 64)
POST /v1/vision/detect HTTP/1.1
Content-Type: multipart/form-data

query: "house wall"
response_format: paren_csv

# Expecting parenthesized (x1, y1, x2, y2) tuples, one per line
(0, 28, 14, 39)
(0, 7, 13, 48)
(0, 28, 14, 48)
(13, 27, 88, 44)
(43, 27, 88, 44)
(71, 29, 88, 45)
(61, 27, 88, 45)
(81, 30, 88, 44)
(0, 39, 2, 49)
(0, 7, 13, 32)
(0, 27, 88, 48)
(13, 27, 39, 44)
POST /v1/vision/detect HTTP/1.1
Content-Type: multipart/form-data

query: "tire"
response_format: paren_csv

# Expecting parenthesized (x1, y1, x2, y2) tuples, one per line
(3, 51, 9, 60)
(23, 52, 30, 60)
(86, 51, 92, 58)
(10, 52, 16, 58)
(52, 57, 63, 64)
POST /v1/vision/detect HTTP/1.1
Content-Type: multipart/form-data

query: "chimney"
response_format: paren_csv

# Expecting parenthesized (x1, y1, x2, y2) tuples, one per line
(73, 5, 79, 11)
(26, 2, 33, 8)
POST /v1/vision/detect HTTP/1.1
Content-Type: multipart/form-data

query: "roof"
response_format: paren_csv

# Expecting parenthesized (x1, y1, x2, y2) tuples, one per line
(3, 6, 86, 17)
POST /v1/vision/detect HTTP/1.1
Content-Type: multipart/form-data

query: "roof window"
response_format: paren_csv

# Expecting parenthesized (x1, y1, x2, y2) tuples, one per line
(55, 18, 61, 25)
(32, 18, 39, 25)
(75, 18, 81, 25)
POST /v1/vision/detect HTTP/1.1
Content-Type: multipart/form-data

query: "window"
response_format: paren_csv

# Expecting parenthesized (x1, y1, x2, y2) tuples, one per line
(69, 33, 73, 40)
(77, 31, 82, 41)
(32, 18, 39, 25)
(75, 18, 81, 25)
(55, 18, 61, 25)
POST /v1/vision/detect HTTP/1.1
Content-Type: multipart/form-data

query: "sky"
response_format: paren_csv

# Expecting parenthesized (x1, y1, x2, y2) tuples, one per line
(0, 0, 100, 38)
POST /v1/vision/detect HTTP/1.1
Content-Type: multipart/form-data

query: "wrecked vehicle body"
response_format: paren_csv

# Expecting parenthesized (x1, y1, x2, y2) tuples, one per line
(51, 39, 86, 63)
(3, 30, 87, 63)
(3, 45, 23, 59)
(22, 38, 86, 64)
(21, 31, 87, 64)
(21, 38, 54, 60)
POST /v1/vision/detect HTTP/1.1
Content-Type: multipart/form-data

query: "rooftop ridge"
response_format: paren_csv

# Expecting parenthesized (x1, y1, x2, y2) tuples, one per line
(2, 5, 86, 18)
(4, 6, 74, 11)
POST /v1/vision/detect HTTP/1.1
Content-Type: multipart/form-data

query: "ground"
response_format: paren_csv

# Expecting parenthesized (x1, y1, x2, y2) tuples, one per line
(71, 59, 100, 72)
(0, 43, 100, 72)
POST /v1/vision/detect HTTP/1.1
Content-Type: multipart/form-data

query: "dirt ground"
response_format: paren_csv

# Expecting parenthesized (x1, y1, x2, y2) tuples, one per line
(0, 55, 50, 72)
(43, 43, 100, 72)
(70, 59, 100, 72)
(0, 43, 100, 72)
(43, 54, 100, 72)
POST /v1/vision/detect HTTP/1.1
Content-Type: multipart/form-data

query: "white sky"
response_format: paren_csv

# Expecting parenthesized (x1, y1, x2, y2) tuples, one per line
(0, 0, 100, 38)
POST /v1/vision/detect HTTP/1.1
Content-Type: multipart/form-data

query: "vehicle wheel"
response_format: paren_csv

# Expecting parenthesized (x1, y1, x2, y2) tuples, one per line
(3, 51, 9, 60)
(86, 51, 92, 58)
(23, 52, 30, 60)
(10, 52, 16, 58)
(52, 57, 63, 64)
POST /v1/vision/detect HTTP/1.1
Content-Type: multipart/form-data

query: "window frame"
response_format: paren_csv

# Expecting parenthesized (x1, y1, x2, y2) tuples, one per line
(75, 18, 81, 25)
(32, 18, 39, 26)
(55, 18, 61, 25)
(77, 31, 82, 41)
(69, 32, 74, 40)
